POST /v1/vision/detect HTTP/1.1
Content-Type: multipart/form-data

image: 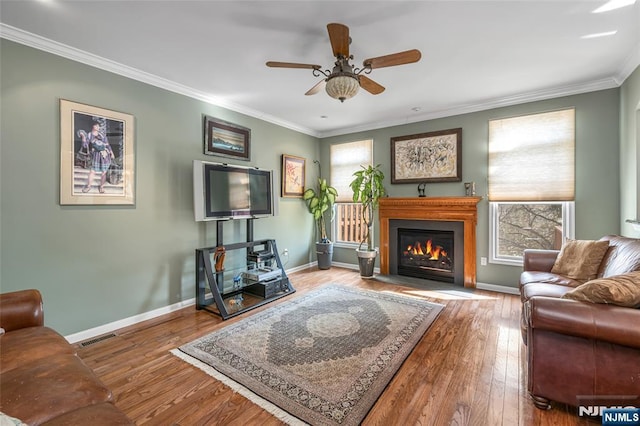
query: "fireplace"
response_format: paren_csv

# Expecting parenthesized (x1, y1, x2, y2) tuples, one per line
(379, 197, 481, 288)
(390, 219, 464, 284)
(398, 229, 454, 282)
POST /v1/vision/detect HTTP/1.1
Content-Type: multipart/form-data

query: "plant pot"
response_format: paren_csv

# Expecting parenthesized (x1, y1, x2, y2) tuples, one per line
(356, 248, 378, 278)
(316, 242, 334, 270)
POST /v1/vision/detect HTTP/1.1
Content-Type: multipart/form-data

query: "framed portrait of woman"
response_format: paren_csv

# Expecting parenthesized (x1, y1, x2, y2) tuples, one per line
(59, 99, 135, 205)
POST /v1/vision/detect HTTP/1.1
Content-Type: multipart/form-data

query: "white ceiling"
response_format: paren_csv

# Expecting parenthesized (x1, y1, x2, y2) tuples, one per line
(1, 0, 638, 138)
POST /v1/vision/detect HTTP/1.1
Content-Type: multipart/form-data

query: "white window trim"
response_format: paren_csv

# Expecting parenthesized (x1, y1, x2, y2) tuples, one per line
(331, 204, 371, 249)
(489, 201, 575, 266)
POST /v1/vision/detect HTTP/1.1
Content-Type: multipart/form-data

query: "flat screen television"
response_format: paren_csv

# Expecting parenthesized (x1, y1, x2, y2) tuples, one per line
(193, 160, 275, 221)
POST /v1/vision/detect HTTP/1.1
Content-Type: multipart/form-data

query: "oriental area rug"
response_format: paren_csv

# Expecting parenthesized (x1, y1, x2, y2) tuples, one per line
(172, 285, 444, 426)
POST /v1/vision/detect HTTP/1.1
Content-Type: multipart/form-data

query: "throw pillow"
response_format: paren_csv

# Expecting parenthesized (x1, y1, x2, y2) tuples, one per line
(550, 239, 609, 282)
(562, 271, 640, 307)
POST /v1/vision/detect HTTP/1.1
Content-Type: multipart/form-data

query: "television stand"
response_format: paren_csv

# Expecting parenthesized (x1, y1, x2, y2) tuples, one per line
(195, 220, 295, 319)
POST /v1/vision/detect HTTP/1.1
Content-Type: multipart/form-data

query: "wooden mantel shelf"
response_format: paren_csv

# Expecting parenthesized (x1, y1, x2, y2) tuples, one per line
(379, 196, 482, 288)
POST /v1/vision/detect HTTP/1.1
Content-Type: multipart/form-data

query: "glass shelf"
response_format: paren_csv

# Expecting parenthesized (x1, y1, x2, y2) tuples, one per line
(195, 235, 295, 320)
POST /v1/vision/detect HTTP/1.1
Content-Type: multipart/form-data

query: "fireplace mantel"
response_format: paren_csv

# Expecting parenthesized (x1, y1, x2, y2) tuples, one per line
(379, 197, 482, 288)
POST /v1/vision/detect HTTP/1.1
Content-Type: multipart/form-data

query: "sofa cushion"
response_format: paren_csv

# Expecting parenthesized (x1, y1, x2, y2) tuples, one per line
(520, 271, 583, 288)
(598, 235, 640, 277)
(0, 353, 113, 425)
(562, 271, 640, 308)
(521, 282, 576, 303)
(550, 239, 610, 283)
(0, 326, 76, 374)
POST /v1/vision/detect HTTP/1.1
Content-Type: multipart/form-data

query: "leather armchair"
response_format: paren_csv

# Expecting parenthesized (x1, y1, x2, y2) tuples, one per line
(0, 289, 133, 425)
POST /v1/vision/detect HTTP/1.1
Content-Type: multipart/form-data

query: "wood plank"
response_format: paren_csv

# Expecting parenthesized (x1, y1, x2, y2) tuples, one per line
(75, 267, 586, 425)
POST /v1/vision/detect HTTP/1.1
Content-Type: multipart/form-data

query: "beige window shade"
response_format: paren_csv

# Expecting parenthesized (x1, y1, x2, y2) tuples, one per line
(488, 108, 575, 201)
(330, 139, 373, 202)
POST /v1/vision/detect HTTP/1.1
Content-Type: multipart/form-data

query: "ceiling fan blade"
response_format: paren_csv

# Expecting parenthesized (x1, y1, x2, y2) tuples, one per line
(266, 61, 321, 70)
(363, 49, 422, 69)
(305, 80, 326, 96)
(359, 75, 385, 95)
(327, 23, 350, 58)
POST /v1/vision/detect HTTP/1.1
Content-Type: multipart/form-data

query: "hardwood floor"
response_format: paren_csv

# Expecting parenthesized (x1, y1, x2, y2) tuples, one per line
(76, 267, 596, 425)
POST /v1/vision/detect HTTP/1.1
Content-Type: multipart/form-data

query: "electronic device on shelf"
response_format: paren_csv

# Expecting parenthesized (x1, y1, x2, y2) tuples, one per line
(244, 278, 291, 299)
(242, 266, 282, 282)
(247, 248, 275, 264)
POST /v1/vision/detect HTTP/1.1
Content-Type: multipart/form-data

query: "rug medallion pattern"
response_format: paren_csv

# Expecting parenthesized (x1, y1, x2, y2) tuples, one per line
(178, 285, 444, 426)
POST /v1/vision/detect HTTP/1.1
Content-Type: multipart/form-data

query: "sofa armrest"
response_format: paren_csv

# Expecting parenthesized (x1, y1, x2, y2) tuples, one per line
(526, 296, 640, 349)
(523, 249, 559, 272)
(0, 289, 44, 332)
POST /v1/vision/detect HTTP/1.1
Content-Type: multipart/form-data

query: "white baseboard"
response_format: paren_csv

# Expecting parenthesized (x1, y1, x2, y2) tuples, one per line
(476, 282, 521, 295)
(65, 298, 196, 344)
(283, 262, 317, 273)
(330, 261, 381, 275)
(66, 265, 518, 343)
(65, 264, 316, 344)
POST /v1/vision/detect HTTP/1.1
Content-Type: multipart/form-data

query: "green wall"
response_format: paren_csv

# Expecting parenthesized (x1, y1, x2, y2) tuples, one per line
(0, 40, 318, 335)
(1, 38, 635, 335)
(321, 89, 622, 287)
(620, 66, 640, 237)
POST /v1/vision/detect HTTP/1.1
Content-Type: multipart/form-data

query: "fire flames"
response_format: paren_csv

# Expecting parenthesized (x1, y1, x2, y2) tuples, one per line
(404, 239, 448, 260)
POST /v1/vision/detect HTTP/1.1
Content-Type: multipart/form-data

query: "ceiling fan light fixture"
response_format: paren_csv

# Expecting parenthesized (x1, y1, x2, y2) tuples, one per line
(267, 23, 420, 101)
(325, 74, 360, 102)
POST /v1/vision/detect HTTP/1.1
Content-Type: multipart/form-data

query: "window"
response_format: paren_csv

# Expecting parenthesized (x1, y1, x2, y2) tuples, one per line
(488, 109, 575, 265)
(490, 202, 574, 264)
(330, 140, 373, 246)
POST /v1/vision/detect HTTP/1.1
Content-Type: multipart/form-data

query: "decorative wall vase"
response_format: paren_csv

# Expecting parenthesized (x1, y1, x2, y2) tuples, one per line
(214, 246, 226, 272)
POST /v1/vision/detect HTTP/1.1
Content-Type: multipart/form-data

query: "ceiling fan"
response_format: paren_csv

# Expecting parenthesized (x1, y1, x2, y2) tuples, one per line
(266, 23, 421, 102)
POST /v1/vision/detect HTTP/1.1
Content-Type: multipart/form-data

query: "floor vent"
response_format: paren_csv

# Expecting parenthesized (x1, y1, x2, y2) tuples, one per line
(80, 333, 117, 347)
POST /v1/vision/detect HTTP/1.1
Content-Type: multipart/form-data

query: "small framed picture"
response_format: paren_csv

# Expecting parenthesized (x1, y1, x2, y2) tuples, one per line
(281, 154, 306, 198)
(59, 99, 135, 205)
(391, 128, 462, 183)
(203, 115, 250, 161)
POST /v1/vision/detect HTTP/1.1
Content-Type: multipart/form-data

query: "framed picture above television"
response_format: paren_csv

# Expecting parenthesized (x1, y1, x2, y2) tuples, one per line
(203, 115, 250, 161)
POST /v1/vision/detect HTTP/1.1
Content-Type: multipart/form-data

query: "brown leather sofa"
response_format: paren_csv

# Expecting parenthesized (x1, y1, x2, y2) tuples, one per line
(0, 289, 132, 425)
(519, 235, 640, 410)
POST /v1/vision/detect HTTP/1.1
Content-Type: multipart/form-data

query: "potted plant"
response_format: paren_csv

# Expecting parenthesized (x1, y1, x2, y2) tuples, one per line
(350, 164, 386, 277)
(303, 160, 338, 270)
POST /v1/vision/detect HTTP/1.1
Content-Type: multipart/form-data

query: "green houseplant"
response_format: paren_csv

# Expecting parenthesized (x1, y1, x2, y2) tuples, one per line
(350, 164, 386, 277)
(303, 160, 338, 269)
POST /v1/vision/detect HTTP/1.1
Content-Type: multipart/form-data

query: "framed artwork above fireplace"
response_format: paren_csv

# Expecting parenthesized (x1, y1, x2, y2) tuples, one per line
(390, 128, 462, 183)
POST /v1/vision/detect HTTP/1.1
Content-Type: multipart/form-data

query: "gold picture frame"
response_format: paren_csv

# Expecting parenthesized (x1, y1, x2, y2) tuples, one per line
(60, 99, 135, 205)
(391, 128, 462, 183)
(281, 154, 306, 198)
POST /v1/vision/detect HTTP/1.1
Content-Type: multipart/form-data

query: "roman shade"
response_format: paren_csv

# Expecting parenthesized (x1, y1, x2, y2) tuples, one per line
(488, 108, 575, 201)
(330, 139, 373, 202)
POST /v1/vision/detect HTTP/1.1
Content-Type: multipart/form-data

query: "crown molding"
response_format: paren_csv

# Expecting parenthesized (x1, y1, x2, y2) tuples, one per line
(2, 23, 634, 141)
(317, 77, 621, 138)
(615, 41, 640, 85)
(0, 23, 320, 138)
